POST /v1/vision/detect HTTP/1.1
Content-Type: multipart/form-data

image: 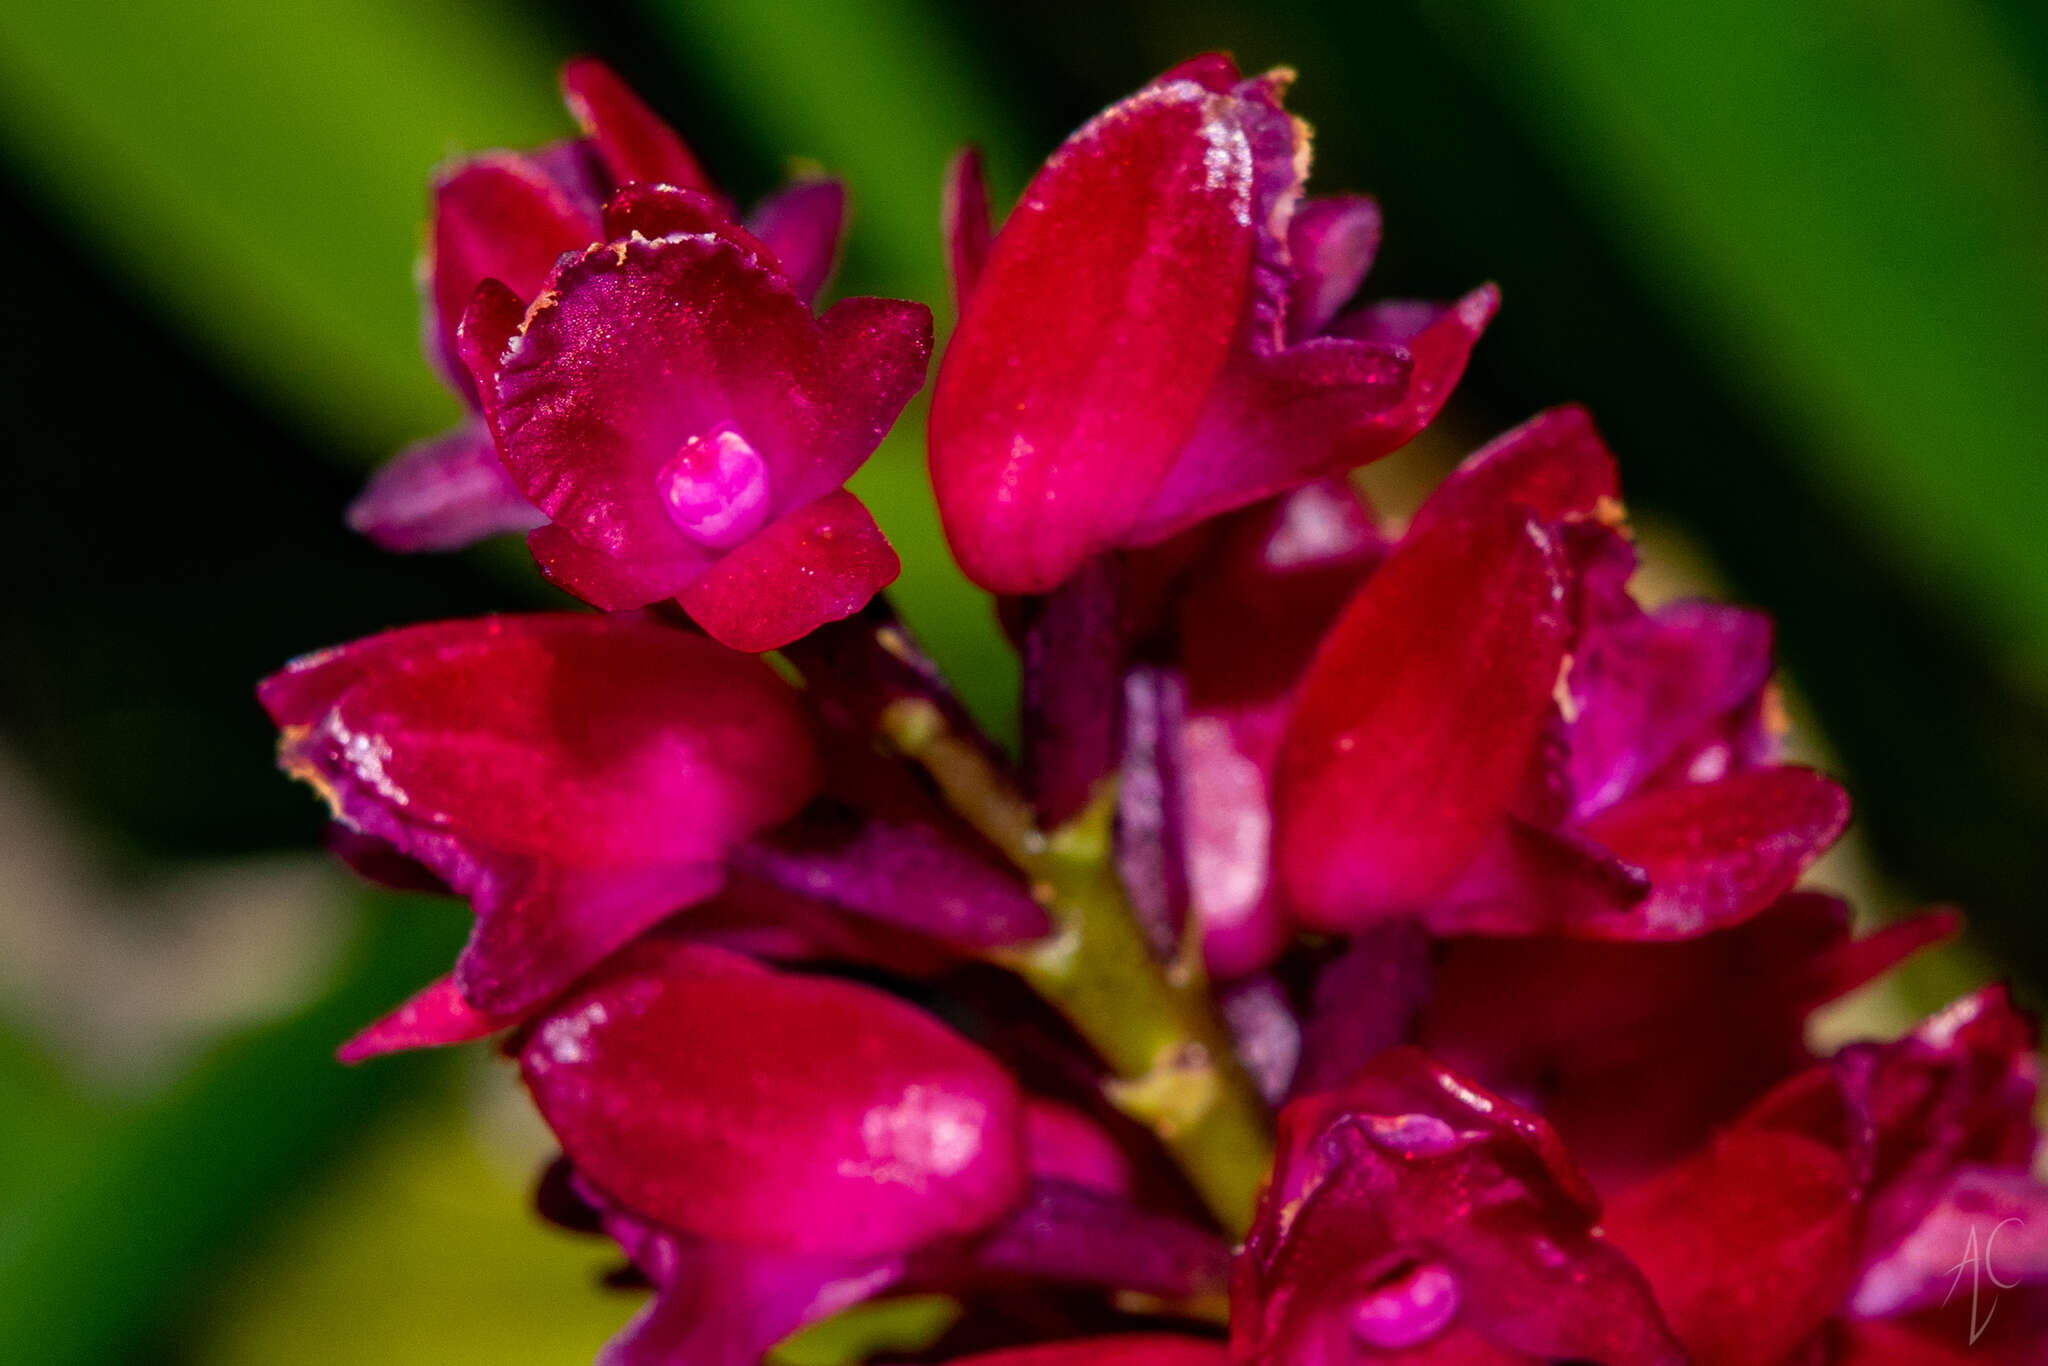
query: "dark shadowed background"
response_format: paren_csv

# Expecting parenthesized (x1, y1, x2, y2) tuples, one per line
(2, 1, 2045, 1361)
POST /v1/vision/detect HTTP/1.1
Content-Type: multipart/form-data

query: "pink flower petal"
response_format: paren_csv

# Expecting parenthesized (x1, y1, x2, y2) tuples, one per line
(519, 939, 1028, 1258)
(1422, 895, 1956, 1192)
(337, 974, 506, 1063)
(262, 614, 820, 1013)
(674, 490, 901, 651)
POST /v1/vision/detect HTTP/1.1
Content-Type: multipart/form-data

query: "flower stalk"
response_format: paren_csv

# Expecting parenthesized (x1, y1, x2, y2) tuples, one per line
(882, 696, 1273, 1234)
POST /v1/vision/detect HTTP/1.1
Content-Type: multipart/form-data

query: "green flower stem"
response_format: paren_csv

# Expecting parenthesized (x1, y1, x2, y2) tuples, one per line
(882, 698, 1274, 1236)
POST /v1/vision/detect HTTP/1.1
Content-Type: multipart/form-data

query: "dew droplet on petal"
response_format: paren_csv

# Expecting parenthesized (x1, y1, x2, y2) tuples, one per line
(1350, 1262, 1459, 1350)
(655, 427, 772, 548)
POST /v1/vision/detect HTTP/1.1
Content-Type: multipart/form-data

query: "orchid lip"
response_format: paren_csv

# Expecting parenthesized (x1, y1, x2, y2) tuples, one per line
(656, 425, 772, 548)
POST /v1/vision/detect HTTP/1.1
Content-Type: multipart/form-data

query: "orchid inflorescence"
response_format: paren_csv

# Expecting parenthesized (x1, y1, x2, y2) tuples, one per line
(265, 55, 2047, 1366)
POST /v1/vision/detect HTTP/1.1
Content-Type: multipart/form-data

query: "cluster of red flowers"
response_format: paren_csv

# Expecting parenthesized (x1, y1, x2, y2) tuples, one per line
(266, 56, 2046, 1366)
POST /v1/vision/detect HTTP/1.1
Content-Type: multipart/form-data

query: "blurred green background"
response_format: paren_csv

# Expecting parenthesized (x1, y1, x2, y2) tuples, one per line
(2, 0, 2045, 1360)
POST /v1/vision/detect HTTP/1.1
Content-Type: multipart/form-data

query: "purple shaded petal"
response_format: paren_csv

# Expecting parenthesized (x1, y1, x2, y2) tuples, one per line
(733, 807, 1048, 949)
(1023, 1100, 1134, 1198)
(559, 57, 717, 197)
(1276, 505, 1569, 929)
(670, 876, 957, 978)
(1177, 479, 1386, 708)
(748, 177, 846, 307)
(577, 1175, 904, 1366)
(454, 859, 727, 1015)
(347, 421, 544, 552)
(1018, 556, 1128, 827)
(1121, 337, 1416, 546)
(1431, 817, 1651, 937)
(520, 938, 1028, 1258)
(1833, 984, 2045, 1319)
(1292, 921, 1433, 1100)
(943, 147, 993, 309)
(321, 824, 447, 893)
(813, 294, 936, 491)
(952, 1180, 1231, 1302)
(1286, 194, 1382, 342)
(1116, 665, 1191, 960)
(1852, 1165, 2048, 1317)
(1567, 598, 1777, 816)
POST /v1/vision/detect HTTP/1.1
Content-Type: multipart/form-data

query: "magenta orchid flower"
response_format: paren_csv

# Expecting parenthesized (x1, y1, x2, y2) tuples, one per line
(1276, 406, 1849, 941)
(350, 58, 848, 556)
(929, 55, 1494, 595)
(461, 218, 929, 650)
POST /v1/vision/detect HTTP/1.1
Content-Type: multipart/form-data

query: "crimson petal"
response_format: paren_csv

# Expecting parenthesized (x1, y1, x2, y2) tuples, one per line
(1422, 895, 1956, 1192)
(559, 57, 717, 197)
(930, 76, 1257, 593)
(1405, 404, 1621, 539)
(1573, 766, 1851, 938)
(476, 234, 924, 642)
(1276, 504, 1569, 928)
(1604, 1124, 1863, 1366)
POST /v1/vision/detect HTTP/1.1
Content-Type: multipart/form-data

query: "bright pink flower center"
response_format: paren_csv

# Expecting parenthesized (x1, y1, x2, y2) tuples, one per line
(656, 427, 772, 549)
(1349, 1262, 1459, 1350)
